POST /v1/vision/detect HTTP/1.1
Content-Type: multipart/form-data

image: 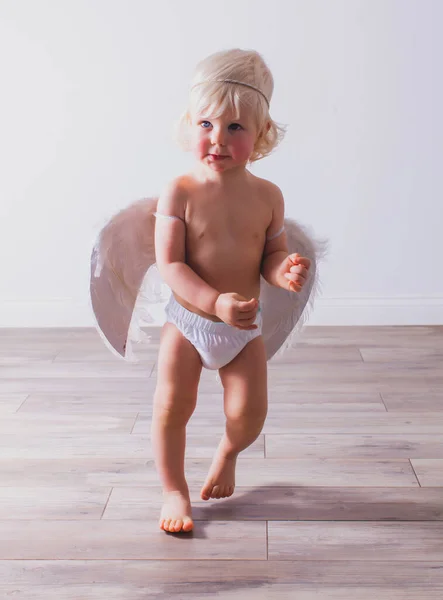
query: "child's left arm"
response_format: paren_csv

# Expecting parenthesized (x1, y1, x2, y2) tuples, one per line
(260, 186, 311, 292)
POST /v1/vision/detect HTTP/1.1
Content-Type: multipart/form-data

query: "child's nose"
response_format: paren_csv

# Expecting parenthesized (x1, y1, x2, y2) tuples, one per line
(211, 127, 226, 146)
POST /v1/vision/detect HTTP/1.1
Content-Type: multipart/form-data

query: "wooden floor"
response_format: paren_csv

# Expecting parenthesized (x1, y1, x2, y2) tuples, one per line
(1, 325, 443, 599)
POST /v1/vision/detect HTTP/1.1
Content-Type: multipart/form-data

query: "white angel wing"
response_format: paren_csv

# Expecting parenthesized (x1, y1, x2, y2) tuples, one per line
(90, 199, 327, 362)
(90, 198, 162, 359)
(260, 218, 327, 360)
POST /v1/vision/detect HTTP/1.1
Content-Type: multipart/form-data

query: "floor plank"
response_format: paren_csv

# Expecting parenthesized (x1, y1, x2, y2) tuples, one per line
(18, 393, 149, 415)
(103, 486, 443, 521)
(0, 520, 266, 560)
(411, 459, 443, 486)
(0, 362, 154, 379)
(0, 559, 441, 586)
(0, 487, 111, 519)
(17, 391, 388, 416)
(0, 393, 28, 414)
(0, 458, 418, 487)
(297, 325, 443, 348)
(381, 391, 443, 412)
(0, 433, 264, 459)
(0, 584, 442, 599)
(360, 347, 443, 363)
(134, 412, 443, 435)
(265, 433, 443, 458)
(268, 521, 443, 561)
(0, 414, 135, 434)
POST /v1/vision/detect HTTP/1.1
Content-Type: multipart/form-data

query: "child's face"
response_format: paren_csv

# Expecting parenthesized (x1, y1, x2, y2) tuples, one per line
(190, 107, 258, 172)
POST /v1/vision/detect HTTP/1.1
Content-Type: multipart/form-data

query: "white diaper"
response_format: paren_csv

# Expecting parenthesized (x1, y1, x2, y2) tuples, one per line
(164, 295, 263, 370)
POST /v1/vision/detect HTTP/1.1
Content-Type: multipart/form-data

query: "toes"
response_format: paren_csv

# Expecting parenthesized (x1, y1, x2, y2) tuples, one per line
(218, 486, 234, 498)
(183, 518, 194, 532)
(175, 520, 184, 532)
(168, 520, 179, 532)
(216, 486, 230, 499)
(201, 481, 235, 500)
(161, 519, 171, 531)
(201, 485, 212, 501)
(201, 484, 235, 500)
(161, 518, 193, 533)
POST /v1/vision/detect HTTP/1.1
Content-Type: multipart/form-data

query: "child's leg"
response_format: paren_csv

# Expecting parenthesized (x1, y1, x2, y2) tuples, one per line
(201, 335, 268, 500)
(151, 322, 202, 532)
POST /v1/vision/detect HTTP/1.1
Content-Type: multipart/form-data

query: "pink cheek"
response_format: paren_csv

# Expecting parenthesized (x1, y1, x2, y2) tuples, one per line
(191, 131, 209, 158)
(229, 137, 255, 161)
(194, 138, 208, 158)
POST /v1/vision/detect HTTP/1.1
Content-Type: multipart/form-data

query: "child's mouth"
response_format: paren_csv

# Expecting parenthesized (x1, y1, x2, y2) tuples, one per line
(208, 154, 229, 161)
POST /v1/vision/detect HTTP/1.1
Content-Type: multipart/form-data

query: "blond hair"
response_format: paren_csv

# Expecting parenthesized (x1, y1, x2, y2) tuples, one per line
(176, 48, 286, 162)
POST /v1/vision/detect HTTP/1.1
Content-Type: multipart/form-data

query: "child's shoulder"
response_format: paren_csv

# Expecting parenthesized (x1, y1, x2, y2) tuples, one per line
(249, 173, 284, 205)
(160, 174, 195, 198)
(157, 174, 195, 215)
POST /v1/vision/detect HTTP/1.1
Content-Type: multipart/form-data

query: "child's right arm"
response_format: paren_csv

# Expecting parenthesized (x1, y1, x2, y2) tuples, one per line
(155, 179, 258, 329)
(154, 179, 220, 316)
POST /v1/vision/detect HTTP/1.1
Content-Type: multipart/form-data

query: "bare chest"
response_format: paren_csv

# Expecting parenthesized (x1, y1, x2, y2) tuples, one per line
(185, 192, 270, 254)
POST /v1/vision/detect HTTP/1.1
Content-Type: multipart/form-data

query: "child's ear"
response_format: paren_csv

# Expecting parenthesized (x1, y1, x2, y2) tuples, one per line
(257, 121, 271, 140)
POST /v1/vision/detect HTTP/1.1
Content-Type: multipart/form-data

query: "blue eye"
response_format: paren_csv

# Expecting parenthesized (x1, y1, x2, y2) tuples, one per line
(229, 123, 243, 131)
(200, 121, 211, 128)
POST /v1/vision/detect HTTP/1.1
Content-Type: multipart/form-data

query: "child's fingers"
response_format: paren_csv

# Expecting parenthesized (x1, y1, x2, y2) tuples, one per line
(238, 299, 258, 311)
(236, 320, 258, 330)
(284, 273, 303, 290)
(289, 282, 301, 292)
(288, 280, 302, 292)
(298, 257, 311, 269)
(238, 308, 257, 318)
(290, 265, 309, 278)
(285, 272, 304, 284)
(237, 314, 258, 324)
(288, 253, 300, 265)
(288, 254, 311, 269)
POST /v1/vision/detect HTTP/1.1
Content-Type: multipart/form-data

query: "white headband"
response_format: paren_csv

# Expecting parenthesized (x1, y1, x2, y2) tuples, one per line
(191, 79, 270, 107)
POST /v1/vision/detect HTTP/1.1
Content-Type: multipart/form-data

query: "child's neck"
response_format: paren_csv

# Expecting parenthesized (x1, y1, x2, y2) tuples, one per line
(193, 161, 251, 186)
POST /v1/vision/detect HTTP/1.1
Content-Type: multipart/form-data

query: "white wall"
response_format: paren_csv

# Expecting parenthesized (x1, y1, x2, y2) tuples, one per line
(0, 0, 442, 327)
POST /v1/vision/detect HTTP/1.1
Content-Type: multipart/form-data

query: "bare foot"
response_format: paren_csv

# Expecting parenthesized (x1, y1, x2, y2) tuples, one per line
(201, 451, 237, 501)
(159, 490, 193, 533)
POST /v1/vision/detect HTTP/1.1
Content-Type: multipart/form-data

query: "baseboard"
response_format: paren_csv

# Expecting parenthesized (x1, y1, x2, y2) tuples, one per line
(0, 296, 442, 327)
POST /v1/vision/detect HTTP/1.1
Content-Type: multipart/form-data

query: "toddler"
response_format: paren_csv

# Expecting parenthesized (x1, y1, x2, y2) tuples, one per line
(151, 48, 311, 533)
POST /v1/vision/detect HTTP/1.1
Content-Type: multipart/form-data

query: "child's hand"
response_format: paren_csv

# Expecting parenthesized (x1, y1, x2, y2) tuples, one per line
(277, 253, 311, 292)
(214, 293, 259, 330)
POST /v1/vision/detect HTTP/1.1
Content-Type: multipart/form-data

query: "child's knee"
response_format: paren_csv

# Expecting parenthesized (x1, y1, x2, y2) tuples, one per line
(153, 387, 196, 426)
(225, 403, 267, 430)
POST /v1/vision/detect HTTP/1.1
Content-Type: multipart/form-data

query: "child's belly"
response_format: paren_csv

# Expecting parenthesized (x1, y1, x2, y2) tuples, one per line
(175, 238, 264, 322)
